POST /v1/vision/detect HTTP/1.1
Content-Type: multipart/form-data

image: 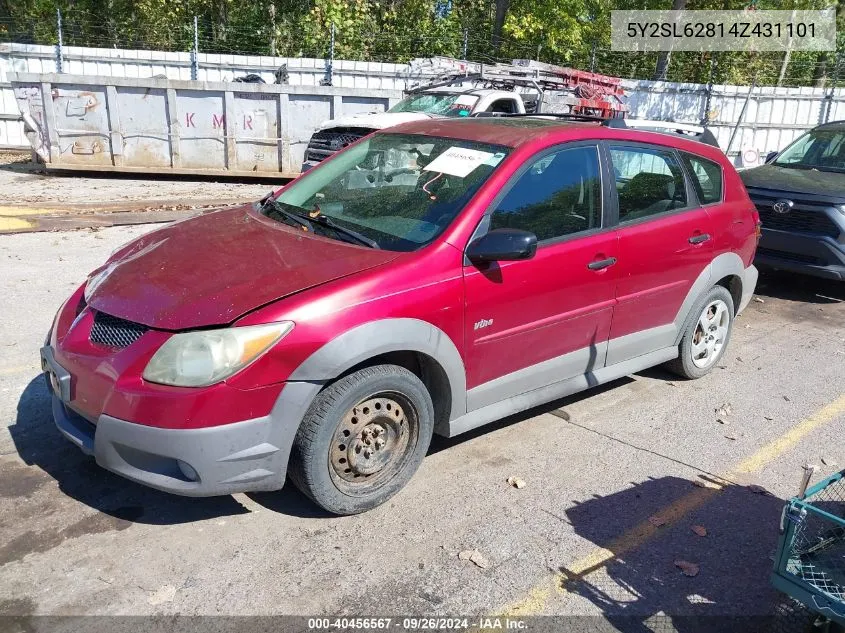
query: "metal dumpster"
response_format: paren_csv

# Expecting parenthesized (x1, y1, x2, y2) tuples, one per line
(10, 73, 402, 178)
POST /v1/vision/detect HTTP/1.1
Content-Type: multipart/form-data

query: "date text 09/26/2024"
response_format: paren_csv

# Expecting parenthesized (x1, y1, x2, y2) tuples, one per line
(307, 618, 527, 630)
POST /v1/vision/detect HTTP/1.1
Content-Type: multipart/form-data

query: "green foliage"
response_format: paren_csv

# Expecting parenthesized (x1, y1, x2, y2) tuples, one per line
(0, 0, 842, 86)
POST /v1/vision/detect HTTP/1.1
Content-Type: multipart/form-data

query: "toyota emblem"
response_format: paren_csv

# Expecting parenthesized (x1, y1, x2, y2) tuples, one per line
(772, 199, 794, 214)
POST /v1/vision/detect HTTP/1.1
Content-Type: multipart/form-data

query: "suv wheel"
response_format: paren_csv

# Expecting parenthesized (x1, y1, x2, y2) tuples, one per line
(288, 364, 435, 515)
(667, 285, 735, 379)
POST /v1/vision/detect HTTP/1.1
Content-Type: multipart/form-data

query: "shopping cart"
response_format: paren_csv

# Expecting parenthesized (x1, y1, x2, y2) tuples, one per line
(772, 467, 845, 628)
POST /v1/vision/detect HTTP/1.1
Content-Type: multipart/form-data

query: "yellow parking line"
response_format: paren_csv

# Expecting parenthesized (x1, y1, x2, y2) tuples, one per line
(501, 393, 845, 617)
(0, 217, 34, 232)
(0, 206, 64, 217)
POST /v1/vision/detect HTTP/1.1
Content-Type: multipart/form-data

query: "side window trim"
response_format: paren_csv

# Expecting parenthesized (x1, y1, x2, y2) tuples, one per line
(465, 140, 610, 253)
(603, 141, 702, 229)
(680, 151, 724, 206)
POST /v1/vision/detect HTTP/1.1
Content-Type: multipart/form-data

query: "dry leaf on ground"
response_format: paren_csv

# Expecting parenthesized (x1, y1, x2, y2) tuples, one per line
(675, 560, 700, 577)
(506, 476, 526, 489)
(458, 549, 489, 569)
(714, 403, 733, 418)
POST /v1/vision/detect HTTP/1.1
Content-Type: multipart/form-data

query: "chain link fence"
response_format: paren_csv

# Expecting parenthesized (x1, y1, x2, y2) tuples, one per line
(1, 8, 844, 88)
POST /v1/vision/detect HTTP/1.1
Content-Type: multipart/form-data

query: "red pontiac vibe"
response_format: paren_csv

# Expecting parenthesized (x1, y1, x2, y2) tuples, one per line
(42, 116, 760, 514)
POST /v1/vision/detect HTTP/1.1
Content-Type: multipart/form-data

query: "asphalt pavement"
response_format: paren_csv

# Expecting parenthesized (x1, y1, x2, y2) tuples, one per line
(0, 223, 844, 630)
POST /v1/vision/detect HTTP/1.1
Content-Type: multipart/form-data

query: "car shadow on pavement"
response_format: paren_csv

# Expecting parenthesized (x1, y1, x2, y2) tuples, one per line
(754, 269, 845, 304)
(9, 375, 251, 524)
(560, 474, 792, 632)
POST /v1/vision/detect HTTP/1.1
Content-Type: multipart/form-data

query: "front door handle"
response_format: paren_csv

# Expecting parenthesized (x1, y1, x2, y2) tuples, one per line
(587, 257, 617, 271)
(688, 233, 711, 244)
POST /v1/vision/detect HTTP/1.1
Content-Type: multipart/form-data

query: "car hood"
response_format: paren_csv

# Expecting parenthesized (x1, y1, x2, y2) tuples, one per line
(317, 111, 437, 131)
(740, 164, 845, 203)
(85, 204, 400, 330)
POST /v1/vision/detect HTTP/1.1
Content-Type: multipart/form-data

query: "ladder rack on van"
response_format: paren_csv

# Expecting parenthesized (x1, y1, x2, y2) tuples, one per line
(405, 57, 628, 119)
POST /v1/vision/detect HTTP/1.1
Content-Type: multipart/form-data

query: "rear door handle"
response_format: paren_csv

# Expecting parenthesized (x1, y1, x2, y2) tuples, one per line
(587, 257, 617, 271)
(688, 233, 711, 244)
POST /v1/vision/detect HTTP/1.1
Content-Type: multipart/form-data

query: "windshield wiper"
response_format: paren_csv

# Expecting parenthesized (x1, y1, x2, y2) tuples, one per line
(262, 199, 314, 232)
(309, 213, 380, 249)
(263, 199, 379, 249)
(774, 162, 845, 173)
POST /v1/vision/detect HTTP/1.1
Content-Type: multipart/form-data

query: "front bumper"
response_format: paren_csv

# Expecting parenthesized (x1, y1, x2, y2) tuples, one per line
(755, 229, 845, 280)
(42, 345, 290, 496)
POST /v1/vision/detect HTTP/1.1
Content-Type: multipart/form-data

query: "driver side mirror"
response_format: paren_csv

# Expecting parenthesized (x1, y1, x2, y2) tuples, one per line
(765, 151, 778, 164)
(466, 228, 538, 264)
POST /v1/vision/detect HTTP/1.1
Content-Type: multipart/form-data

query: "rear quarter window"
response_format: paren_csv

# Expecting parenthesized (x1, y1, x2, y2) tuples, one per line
(682, 153, 723, 204)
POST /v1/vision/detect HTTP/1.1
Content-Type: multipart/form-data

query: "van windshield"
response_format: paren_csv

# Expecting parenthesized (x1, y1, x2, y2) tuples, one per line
(267, 133, 509, 252)
(388, 93, 479, 117)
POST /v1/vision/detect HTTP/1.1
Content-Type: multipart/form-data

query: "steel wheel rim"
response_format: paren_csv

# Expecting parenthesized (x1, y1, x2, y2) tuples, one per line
(328, 392, 418, 496)
(691, 299, 730, 369)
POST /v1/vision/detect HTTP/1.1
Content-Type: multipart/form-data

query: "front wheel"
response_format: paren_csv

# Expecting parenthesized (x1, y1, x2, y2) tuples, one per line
(288, 364, 435, 515)
(666, 285, 735, 379)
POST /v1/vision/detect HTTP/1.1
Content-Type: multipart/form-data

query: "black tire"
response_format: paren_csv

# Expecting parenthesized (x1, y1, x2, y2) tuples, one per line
(666, 285, 735, 380)
(288, 364, 435, 515)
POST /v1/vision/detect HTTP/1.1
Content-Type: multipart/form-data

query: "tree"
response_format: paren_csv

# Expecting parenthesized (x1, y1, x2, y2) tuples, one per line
(653, 0, 687, 81)
(492, 0, 509, 53)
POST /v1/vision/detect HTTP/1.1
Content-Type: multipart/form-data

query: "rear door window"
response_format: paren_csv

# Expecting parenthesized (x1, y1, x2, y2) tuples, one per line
(681, 153, 723, 204)
(609, 146, 688, 222)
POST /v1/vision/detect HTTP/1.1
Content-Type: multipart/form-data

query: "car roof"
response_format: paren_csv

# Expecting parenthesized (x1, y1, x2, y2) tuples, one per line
(814, 120, 845, 131)
(382, 117, 728, 161)
(383, 117, 587, 147)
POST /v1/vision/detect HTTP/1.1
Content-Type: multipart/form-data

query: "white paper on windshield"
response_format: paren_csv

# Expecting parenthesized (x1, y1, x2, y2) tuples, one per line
(423, 147, 494, 178)
(485, 152, 506, 167)
(455, 94, 478, 105)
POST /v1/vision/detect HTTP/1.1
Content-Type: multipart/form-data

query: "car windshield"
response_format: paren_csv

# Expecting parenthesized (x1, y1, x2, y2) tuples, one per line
(388, 93, 479, 118)
(773, 129, 845, 172)
(267, 133, 509, 251)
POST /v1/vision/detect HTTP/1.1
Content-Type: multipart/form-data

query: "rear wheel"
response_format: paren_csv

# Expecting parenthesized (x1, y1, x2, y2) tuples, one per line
(666, 285, 734, 379)
(288, 364, 434, 515)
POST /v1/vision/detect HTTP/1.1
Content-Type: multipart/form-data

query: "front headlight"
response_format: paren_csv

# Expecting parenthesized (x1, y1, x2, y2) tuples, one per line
(142, 322, 294, 387)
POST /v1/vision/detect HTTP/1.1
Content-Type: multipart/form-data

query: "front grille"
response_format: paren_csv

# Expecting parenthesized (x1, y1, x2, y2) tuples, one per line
(756, 247, 826, 266)
(755, 204, 841, 238)
(90, 311, 149, 348)
(305, 130, 366, 163)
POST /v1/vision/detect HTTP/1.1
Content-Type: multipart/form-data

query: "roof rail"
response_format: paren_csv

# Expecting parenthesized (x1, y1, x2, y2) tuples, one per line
(602, 118, 720, 148)
(471, 112, 605, 122)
